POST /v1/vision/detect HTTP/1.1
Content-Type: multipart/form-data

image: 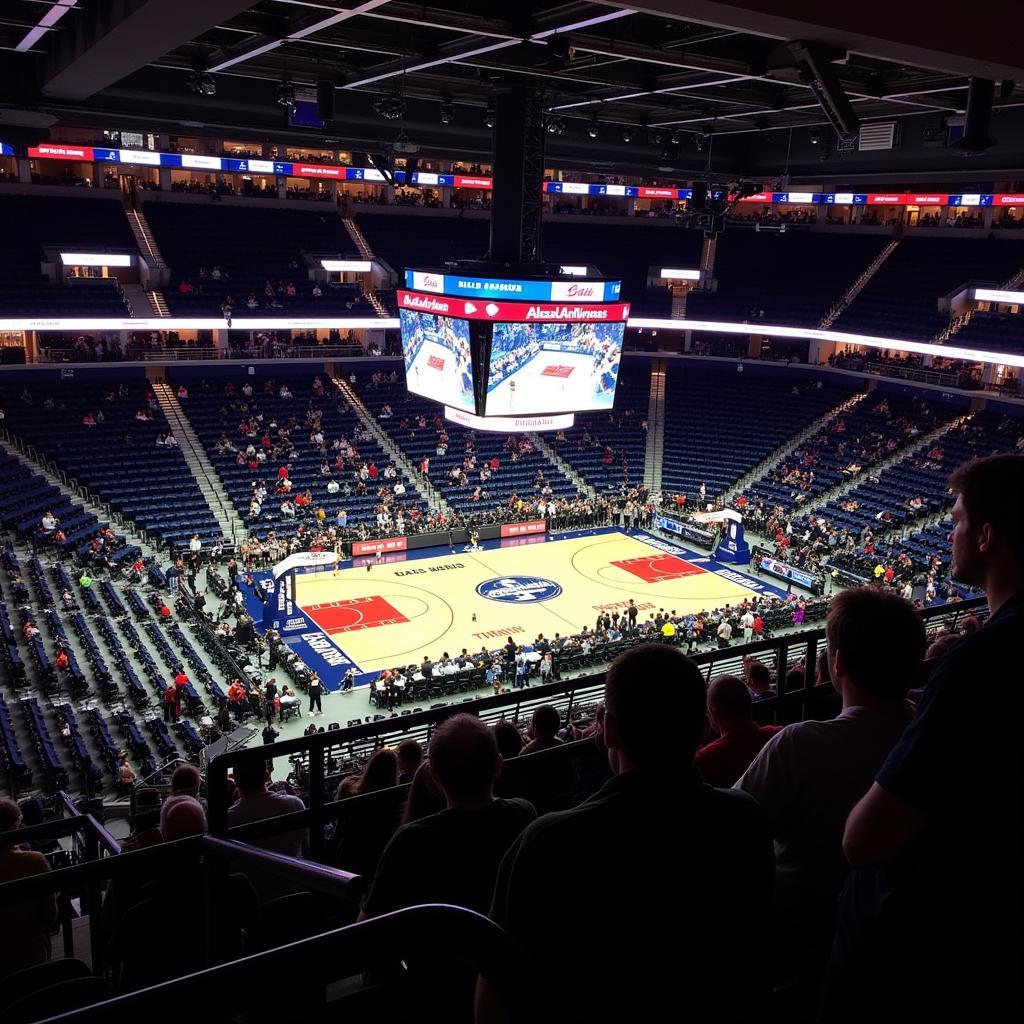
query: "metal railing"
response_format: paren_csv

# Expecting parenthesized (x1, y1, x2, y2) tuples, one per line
(207, 595, 986, 853)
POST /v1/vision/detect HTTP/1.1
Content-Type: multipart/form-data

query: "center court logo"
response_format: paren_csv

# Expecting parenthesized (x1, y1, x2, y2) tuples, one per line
(476, 576, 562, 603)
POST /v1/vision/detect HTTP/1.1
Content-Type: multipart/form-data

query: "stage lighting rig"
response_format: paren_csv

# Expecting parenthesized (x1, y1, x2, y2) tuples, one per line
(277, 80, 296, 109)
(439, 95, 455, 124)
(587, 118, 600, 139)
(546, 115, 566, 136)
(188, 71, 216, 96)
(787, 40, 859, 139)
(483, 103, 496, 129)
(622, 126, 633, 143)
(373, 91, 406, 120)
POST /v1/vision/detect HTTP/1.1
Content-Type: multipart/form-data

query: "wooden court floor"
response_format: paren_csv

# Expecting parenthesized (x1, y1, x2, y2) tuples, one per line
(292, 531, 763, 676)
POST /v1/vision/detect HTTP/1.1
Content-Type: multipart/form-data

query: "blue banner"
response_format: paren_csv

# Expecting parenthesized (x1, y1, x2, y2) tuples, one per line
(753, 549, 823, 592)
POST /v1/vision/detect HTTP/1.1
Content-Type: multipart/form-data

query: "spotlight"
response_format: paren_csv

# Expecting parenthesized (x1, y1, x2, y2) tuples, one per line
(694, 133, 706, 152)
(439, 96, 455, 124)
(277, 80, 296, 108)
(809, 128, 822, 145)
(669, 131, 680, 145)
(483, 104, 496, 129)
(587, 118, 599, 139)
(649, 131, 664, 145)
(547, 36, 575, 70)
(546, 115, 566, 136)
(622, 126, 633, 143)
(188, 71, 216, 96)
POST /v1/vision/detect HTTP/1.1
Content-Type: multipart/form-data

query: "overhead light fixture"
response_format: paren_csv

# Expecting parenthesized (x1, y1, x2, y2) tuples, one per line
(439, 95, 455, 124)
(483, 104, 496, 129)
(546, 115, 566, 136)
(373, 91, 406, 120)
(694, 133, 705, 152)
(650, 131, 664, 145)
(277, 80, 296, 109)
(16, 0, 78, 52)
(787, 40, 860, 139)
(587, 118, 600, 139)
(188, 71, 216, 97)
(809, 128, 822, 145)
(669, 131, 680, 145)
(547, 35, 575, 70)
(622, 127, 633, 143)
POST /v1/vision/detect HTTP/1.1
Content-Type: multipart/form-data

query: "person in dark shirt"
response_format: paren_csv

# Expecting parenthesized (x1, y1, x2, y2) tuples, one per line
(360, 714, 535, 918)
(828, 455, 1024, 1023)
(695, 673, 781, 787)
(478, 643, 774, 1024)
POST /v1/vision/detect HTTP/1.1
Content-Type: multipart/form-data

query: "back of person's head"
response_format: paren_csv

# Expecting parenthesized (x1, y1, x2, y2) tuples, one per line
(604, 644, 706, 769)
(18, 796, 45, 828)
(171, 763, 202, 797)
(826, 587, 926, 699)
(492, 720, 524, 760)
(159, 795, 208, 841)
(925, 633, 959, 662)
(707, 674, 752, 726)
(0, 797, 23, 842)
(429, 713, 500, 803)
(746, 660, 772, 692)
(358, 747, 399, 793)
(400, 759, 446, 824)
(396, 738, 423, 774)
(949, 455, 1024, 567)
(233, 758, 269, 795)
(530, 705, 561, 741)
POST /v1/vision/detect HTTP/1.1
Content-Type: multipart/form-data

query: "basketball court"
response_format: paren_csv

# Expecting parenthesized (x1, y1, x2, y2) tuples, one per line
(281, 529, 771, 684)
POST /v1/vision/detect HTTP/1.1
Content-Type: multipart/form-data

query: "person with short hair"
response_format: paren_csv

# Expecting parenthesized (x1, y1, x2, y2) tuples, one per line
(478, 645, 773, 1023)
(360, 715, 535, 919)
(397, 738, 423, 784)
(828, 455, 1024, 1023)
(521, 705, 563, 755)
(736, 588, 924, 998)
(695, 674, 782, 788)
(0, 798, 58, 979)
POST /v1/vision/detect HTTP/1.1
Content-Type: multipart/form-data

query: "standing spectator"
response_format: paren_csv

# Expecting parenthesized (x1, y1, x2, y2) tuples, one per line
(828, 456, 1024, 1023)
(307, 671, 323, 716)
(736, 588, 924, 1001)
(0, 798, 58, 979)
(695, 674, 782, 787)
(263, 678, 278, 724)
(478, 645, 773, 1023)
(163, 682, 178, 723)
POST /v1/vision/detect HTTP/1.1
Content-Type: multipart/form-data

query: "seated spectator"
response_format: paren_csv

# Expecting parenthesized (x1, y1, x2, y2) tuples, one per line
(745, 657, 775, 699)
(828, 455, 1024, 1024)
(227, 759, 308, 901)
(335, 747, 399, 800)
(521, 705, 564, 754)
(171, 763, 205, 807)
(492, 720, 524, 759)
(479, 645, 774, 1023)
(695, 674, 782, 787)
(736, 587, 924, 996)
(400, 760, 445, 824)
(360, 715, 536, 919)
(0, 798, 58, 980)
(397, 738, 423, 784)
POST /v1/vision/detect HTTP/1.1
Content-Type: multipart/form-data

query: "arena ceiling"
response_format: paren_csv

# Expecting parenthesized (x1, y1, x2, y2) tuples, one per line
(2, 0, 1023, 179)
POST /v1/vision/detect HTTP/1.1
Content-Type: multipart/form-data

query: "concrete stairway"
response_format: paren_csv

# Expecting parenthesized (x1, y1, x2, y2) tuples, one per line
(330, 376, 448, 513)
(149, 380, 243, 542)
(644, 361, 667, 493)
(529, 432, 597, 500)
(721, 391, 868, 504)
(819, 236, 900, 330)
(126, 207, 166, 270)
(799, 413, 971, 515)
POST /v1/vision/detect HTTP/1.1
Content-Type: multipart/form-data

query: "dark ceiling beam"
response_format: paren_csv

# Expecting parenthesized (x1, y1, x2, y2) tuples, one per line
(627, 0, 1024, 79)
(41, 0, 258, 100)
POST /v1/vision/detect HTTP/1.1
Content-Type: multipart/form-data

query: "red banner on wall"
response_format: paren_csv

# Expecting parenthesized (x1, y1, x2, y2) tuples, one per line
(28, 144, 94, 161)
(500, 519, 547, 538)
(454, 175, 493, 189)
(351, 536, 409, 556)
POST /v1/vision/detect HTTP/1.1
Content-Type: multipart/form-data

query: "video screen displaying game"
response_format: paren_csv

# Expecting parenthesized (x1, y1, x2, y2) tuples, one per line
(400, 308, 475, 413)
(485, 320, 624, 415)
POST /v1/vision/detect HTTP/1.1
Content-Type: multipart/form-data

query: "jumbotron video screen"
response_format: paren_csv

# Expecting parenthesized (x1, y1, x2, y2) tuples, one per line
(399, 307, 475, 413)
(485, 319, 624, 415)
